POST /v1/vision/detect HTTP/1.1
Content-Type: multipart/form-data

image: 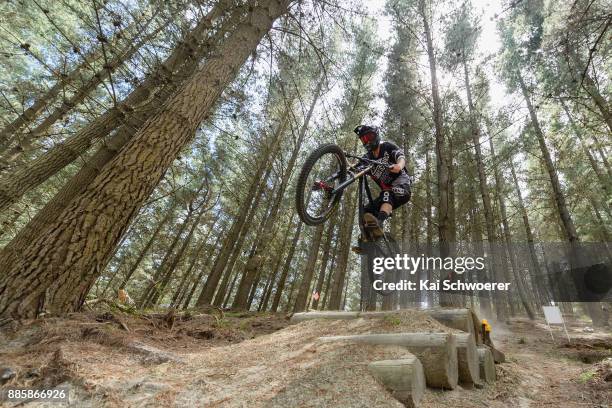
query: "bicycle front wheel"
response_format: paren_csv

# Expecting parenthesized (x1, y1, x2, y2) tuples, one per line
(296, 144, 347, 226)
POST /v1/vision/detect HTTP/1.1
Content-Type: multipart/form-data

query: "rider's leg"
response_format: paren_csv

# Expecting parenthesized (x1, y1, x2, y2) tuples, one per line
(377, 190, 393, 223)
(378, 202, 392, 222)
(364, 192, 391, 239)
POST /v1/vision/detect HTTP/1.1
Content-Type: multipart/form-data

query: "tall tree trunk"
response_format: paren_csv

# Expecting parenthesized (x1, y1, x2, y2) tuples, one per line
(148, 202, 208, 307)
(517, 71, 604, 322)
(561, 100, 610, 210)
(467, 177, 489, 311)
(488, 132, 535, 319)
(228, 168, 279, 309)
(271, 218, 302, 312)
(408, 193, 421, 307)
(260, 214, 294, 311)
(199, 113, 287, 307)
(293, 222, 325, 312)
(283, 268, 299, 312)
(327, 189, 357, 310)
(196, 163, 264, 306)
(235, 78, 322, 308)
(509, 159, 547, 307)
(419, 0, 450, 269)
(322, 238, 339, 310)
(118, 208, 175, 290)
(220, 127, 285, 308)
(0, 0, 291, 318)
(424, 150, 434, 307)
(170, 234, 210, 308)
(589, 133, 612, 179)
(99, 229, 134, 297)
(518, 71, 579, 244)
(463, 60, 504, 319)
(138, 205, 196, 308)
(311, 219, 335, 310)
(182, 225, 227, 309)
(0, 3, 234, 214)
(582, 72, 612, 133)
(257, 273, 273, 311)
(588, 199, 612, 264)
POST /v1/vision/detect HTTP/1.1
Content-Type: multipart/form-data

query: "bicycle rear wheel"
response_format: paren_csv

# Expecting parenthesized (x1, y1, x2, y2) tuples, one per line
(296, 143, 347, 226)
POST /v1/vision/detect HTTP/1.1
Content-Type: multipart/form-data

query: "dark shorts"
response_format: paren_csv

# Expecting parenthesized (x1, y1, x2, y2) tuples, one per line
(364, 182, 411, 214)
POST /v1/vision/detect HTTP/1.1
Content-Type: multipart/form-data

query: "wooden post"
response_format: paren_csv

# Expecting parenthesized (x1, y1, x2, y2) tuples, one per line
(368, 357, 425, 408)
(428, 308, 479, 343)
(454, 333, 481, 386)
(319, 332, 458, 389)
(477, 346, 496, 383)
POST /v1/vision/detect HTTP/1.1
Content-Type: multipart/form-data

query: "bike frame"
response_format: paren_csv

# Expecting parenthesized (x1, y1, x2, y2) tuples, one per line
(329, 153, 386, 196)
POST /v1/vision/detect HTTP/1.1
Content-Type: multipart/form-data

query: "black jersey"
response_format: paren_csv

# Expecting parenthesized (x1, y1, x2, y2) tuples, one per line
(363, 141, 409, 188)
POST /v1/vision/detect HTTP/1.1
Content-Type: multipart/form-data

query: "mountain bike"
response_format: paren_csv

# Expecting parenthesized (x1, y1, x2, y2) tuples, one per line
(295, 143, 400, 296)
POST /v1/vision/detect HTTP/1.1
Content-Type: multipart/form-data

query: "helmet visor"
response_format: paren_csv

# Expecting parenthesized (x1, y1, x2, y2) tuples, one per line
(359, 132, 376, 144)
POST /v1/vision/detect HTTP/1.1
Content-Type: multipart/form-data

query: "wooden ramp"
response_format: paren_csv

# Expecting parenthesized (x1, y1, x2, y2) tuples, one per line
(290, 308, 506, 407)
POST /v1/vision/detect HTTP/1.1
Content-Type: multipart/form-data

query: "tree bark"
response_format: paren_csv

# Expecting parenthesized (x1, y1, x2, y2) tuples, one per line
(0, 3, 234, 214)
(0, 0, 291, 318)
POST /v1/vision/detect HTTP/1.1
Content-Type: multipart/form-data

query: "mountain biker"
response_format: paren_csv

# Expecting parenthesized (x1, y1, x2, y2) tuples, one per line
(354, 125, 411, 239)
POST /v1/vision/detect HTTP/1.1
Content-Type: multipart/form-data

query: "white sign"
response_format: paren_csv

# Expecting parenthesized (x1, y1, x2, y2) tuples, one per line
(542, 306, 570, 342)
(542, 306, 564, 324)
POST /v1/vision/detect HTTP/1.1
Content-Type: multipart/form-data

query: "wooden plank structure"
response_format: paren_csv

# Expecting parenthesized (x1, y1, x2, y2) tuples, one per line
(291, 308, 506, 406)
(319, 333, 458, 389)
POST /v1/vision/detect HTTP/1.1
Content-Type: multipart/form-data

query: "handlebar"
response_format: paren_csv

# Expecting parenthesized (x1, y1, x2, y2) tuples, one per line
(345, 153, 393, 170)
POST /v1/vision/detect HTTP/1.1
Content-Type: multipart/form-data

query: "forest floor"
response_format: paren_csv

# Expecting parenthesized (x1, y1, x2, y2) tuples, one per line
(1, 307, 611, 407)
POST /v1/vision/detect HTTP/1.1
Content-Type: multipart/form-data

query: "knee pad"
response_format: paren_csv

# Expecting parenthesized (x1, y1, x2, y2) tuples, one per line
(381, 190, 393, 204)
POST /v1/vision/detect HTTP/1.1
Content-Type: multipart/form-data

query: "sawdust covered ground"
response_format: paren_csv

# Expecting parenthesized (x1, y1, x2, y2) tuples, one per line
(1, 309, 610, 407)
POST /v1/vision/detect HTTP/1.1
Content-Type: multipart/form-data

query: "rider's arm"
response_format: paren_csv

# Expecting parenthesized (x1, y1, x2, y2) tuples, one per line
(389, 157, 405, 173)
(388, 143, 406, 173)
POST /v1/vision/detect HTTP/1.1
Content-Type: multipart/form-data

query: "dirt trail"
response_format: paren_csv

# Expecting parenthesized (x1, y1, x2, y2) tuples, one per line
(1, 310, 610, 407)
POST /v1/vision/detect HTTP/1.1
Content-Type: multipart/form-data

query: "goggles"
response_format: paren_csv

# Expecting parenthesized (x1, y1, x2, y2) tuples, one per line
(359, 132, 376, 144)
